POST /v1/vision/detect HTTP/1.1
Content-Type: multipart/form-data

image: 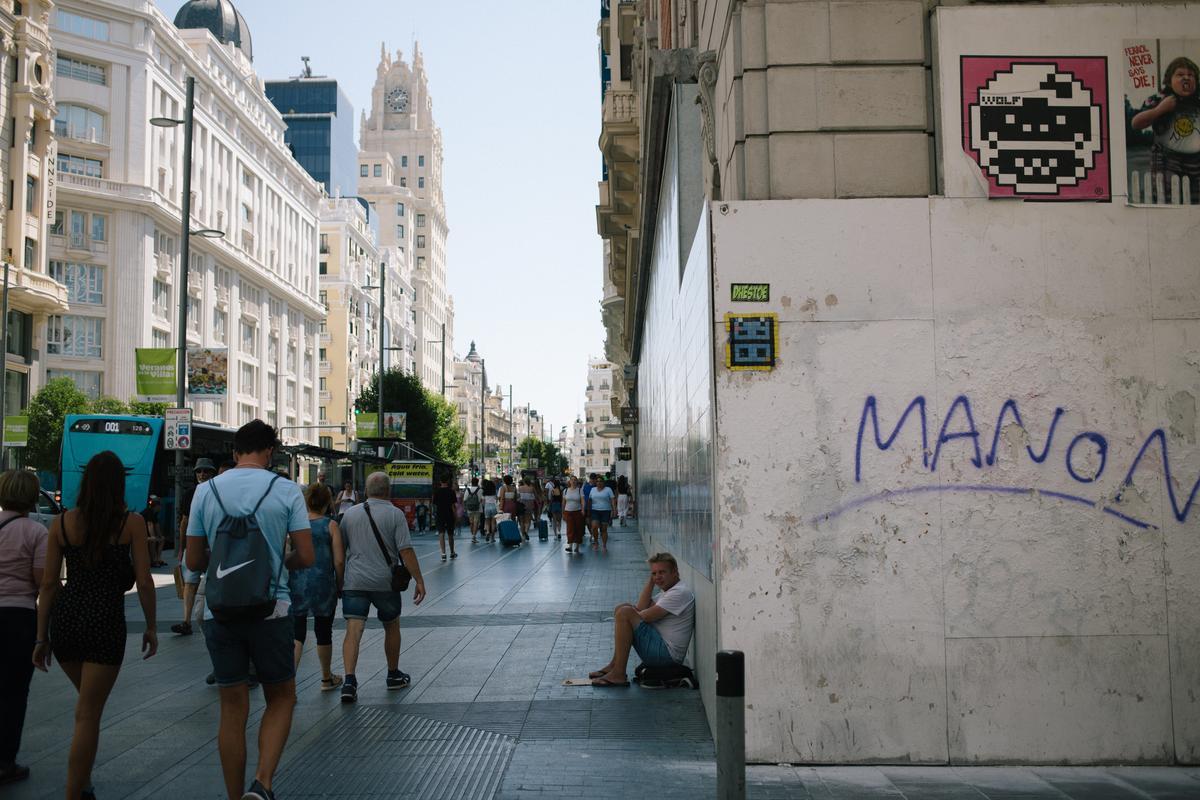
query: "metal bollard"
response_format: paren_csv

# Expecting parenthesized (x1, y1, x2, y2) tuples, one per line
(716, 649, 746, 800)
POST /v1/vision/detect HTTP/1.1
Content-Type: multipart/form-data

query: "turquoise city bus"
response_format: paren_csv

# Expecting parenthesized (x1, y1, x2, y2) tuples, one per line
(60, 415, 165, 513)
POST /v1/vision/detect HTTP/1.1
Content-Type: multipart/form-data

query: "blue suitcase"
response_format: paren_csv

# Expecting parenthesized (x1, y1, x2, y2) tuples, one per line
(537, 519, 549, 541)
(498, 519, 522, 547)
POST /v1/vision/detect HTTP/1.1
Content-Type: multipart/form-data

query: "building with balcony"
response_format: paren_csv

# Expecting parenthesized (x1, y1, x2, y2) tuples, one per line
(48, 0, 324, 438)
(600, 0, 1200, 768)
(357, 43, 453, 398)
(578, 357, 618, 477)
(0, 0, 69, 433)
(315, 197, 412, 451)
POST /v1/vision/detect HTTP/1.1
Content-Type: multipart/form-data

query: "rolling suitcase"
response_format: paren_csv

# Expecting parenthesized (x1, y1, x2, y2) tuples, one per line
(537, 518, 549, 541)
(498, 519, 522, 547)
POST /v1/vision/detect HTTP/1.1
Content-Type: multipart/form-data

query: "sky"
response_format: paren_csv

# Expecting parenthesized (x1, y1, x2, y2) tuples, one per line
(157, 0, 607, 439)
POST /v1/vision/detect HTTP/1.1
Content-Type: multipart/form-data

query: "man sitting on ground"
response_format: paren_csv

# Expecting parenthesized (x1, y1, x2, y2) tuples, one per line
(589, 552, 695, 687)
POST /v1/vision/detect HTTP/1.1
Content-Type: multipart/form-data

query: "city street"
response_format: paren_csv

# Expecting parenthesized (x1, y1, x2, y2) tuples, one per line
(6, 523, 1199, 799)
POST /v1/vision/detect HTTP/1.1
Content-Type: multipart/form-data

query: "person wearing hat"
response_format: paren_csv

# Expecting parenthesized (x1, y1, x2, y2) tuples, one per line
(172, 458, 216, 636)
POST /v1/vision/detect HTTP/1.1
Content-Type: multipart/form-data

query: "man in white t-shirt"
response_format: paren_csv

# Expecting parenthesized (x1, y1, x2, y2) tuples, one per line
(589, 552, 695, 687)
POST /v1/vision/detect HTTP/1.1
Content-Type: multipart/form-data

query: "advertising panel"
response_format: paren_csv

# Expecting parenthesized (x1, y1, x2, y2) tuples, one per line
(135, 348, 176, 399)
(186, 347, 228, 399)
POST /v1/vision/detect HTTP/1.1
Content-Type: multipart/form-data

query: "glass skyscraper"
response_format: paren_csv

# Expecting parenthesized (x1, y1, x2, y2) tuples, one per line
(265, 78, 358, 199)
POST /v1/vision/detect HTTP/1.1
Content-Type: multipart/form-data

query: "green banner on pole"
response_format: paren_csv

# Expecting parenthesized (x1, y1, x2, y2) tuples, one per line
(356, 413, 378, 439)
(135, 348, 176, 399)
(4, 416, 28, 447)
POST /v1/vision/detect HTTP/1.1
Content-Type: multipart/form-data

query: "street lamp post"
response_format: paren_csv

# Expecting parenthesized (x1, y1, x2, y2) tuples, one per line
(508, 384, 513, 474)
(150, 76, 222, 533)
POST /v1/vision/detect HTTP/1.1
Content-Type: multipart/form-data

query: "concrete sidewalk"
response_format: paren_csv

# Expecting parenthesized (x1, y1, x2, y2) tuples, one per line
(9, 520, 1200, 798)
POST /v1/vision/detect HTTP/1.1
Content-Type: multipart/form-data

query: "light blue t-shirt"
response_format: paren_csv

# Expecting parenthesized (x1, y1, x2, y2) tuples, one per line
(187, 468, 310, 615)
(589, 486, 615, 511)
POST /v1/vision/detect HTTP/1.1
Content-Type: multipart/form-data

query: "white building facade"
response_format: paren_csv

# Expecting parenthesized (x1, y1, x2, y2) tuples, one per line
(357, 43, 453, 397)
(49, 0, 323, 437)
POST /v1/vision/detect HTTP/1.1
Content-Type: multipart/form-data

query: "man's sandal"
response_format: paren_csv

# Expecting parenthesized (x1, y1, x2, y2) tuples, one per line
(590, 677, 630, 688)
(321, 675, 344, 691)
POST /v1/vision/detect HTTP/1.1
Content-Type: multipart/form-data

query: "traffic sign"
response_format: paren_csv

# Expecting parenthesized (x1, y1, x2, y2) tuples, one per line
(165, 408, 192, 450)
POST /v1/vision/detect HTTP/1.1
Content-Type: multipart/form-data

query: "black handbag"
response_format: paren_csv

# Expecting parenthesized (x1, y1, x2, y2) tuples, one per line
(363, 502, 411, 592)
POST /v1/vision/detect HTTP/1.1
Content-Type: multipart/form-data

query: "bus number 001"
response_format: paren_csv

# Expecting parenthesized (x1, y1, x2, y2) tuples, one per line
(104, 422, 120, 433)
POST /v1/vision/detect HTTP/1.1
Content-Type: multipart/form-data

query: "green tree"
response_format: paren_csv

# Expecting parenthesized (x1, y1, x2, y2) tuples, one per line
(355, 369, 444, 457)
(128, 399, 169, 417)
(26, 378, 91, 471)
(90, 396, 130, 414)
(429, 392, 467, 466)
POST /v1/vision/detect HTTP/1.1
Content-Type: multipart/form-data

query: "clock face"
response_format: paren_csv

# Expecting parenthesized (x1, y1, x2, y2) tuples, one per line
(386, 87, 409, 113)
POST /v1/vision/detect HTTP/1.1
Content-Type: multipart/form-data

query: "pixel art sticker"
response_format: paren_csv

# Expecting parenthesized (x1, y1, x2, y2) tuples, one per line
(725, 314, 778, 372)
(962, 57, 1110, 200)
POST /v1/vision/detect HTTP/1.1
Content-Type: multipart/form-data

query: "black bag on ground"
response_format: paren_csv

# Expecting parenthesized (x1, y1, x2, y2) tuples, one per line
(635, 662, 697, 689)
(205, 475, 285, 623)
(537, 518, 548, 541)
(364, 502, 411, 592)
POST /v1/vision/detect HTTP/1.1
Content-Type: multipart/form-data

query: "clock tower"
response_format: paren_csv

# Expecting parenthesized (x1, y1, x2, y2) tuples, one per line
(359, 42, 453, 397)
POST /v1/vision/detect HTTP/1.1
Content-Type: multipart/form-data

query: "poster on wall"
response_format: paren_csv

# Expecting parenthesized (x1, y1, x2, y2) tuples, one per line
(186, 347, 227, 400)
(1123, 39, 1199, 205)
(961, 56, 1110, 201)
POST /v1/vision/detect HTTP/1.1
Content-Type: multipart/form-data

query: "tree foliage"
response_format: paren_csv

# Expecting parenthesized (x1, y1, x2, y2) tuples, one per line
(26, 378, 91, 471)
(516, 437, 568, 475)
(355, 368, 467, 466)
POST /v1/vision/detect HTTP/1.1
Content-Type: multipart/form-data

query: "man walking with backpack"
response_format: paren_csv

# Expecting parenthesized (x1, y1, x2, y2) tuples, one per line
(338, 471, 426, 703)
(186, 421, 314, 800)
(463, 477, 482, 543)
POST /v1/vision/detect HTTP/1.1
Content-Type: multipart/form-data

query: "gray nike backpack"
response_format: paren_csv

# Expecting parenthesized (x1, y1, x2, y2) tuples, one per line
(205, 474, 285, 623)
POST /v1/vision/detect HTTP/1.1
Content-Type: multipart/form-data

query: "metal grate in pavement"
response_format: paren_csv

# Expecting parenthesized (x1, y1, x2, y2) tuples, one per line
(275, 707, 517, 799)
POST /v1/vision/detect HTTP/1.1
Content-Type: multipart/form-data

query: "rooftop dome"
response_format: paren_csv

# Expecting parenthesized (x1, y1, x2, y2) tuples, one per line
(174, 0, 253, 61)
(465, 341, 481, 362)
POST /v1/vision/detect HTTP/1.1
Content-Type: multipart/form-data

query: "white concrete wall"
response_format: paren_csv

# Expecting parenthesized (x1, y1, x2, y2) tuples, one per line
(712, 192, 1199, 763)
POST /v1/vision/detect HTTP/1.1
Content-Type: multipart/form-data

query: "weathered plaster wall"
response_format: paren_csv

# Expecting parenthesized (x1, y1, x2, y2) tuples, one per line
(708, 2, 1200, 766)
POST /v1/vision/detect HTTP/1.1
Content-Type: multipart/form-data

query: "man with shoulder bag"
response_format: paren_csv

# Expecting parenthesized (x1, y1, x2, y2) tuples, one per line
(337, 471, 426, 703)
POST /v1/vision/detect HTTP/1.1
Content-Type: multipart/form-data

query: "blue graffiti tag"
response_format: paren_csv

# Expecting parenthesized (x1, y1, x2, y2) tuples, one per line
(826, 395, 1200, 529)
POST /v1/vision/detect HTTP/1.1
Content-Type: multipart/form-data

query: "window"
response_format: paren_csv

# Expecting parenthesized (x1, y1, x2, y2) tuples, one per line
(241, 204, 253, 224)
(47, 368, 101, 398)
(373, 164, 382, 177)
(401, 156, 408, 167)
(318, 406, 326, 421)
(152, 279, 170, 318)
(56, 10, 109, 41)
(24, 176, 34, 212)
(318, 290, 327, 308)
(416, 256, 426, 270)
(396, 202, 405, 217)
(395, 224, 405, 239)
(359, 164, 368, 177)
(212, 307, 227, 343)
(319, 377, 327, 391)
(54, 104, 105, 142)
(239, 320, 258, 355)
(238, 403, 254, 426)
(91, 214, 106, 242)
(23, 238, 34, 270)
(47, 315, 102, 357)
(70, 210, 86, 247)
(400, 177, 407, 187)
(50, 211, 63, 235)
(56, 55, 105, 85)
(416, 213, 425, 228)
(319, 233, 329, 254)
(416, 235, 426, 249)
(418, 177, 425, 189)
(151, 328, 170, 348)
(240, 362, 256, 392)
(187, 295, 201, 334)
(267, 374, 277, 404)
(57, 153, 102, 178)
(319, 347, 326, 361)
(286, 380, 296, 408)
(48, 261, 104, 304)
(418, 155, 425, 167)
(319, 436, 333, 449)
(242, 170, 254, 188)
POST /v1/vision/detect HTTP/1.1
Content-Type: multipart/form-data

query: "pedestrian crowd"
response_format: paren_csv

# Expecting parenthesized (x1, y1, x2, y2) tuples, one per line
(0, 418, 670, 800)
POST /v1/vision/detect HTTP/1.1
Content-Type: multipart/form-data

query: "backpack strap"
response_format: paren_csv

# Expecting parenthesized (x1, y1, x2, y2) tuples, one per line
(207, 478, 229, 516)
(252, 474, 282, 514)
(0, 514, 21, 535)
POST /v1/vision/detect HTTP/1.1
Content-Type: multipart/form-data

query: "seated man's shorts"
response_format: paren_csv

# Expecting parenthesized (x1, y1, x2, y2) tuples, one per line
(633, 622, 678, 669)
(342, 589, 404, 623)
(203, 616, 295, 688)
(591, 509, 612, 525)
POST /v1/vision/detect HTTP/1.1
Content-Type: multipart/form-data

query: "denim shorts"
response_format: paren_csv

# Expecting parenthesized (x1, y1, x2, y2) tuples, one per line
(590, 509, 612, 525)
(342, 589, 404, 623)
(633, 622, 677, 669)
(203, 616, 295, 688)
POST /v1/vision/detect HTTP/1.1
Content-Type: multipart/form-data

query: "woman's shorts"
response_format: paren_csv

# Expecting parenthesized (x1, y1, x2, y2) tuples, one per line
(590, 509, 612, 525)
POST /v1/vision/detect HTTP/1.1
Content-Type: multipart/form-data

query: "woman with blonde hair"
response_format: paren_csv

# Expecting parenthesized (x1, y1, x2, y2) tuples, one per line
(291, 482, 345, 690)
(0, 470, 47, 785)
(34, 451, 157, 799)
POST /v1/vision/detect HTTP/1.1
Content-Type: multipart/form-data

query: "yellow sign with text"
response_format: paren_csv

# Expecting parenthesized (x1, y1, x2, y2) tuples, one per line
(386, 461, 433, 481)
